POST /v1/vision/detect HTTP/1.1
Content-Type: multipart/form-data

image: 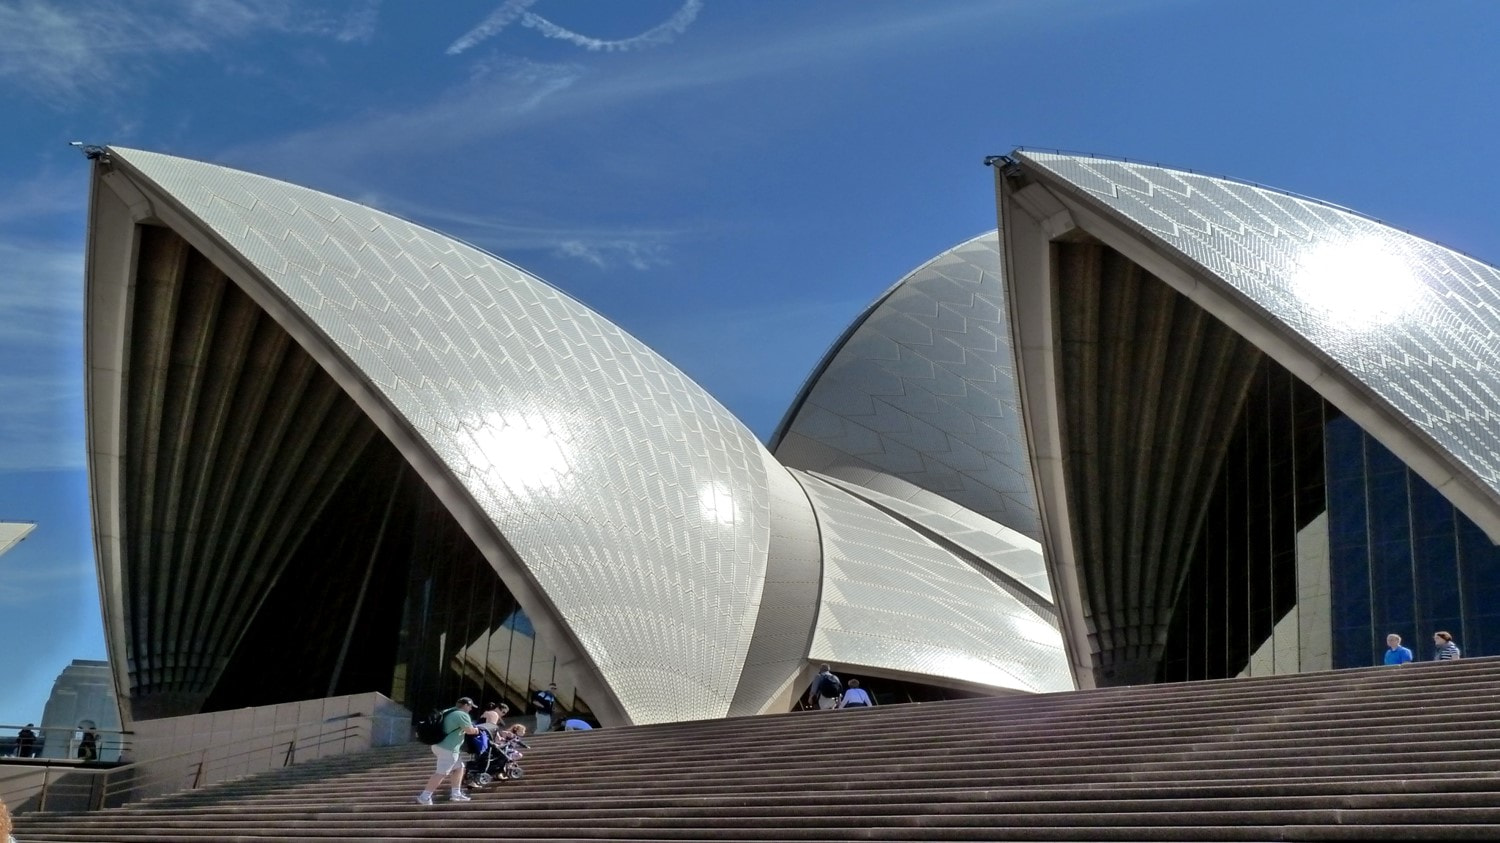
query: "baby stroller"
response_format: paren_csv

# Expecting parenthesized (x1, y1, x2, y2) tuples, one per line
(465, 729, 527, 787)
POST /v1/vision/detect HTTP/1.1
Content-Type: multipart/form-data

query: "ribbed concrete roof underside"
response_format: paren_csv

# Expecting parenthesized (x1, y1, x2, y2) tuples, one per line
(119, 226, 386, 713)
(1054, 238, 1264, 683)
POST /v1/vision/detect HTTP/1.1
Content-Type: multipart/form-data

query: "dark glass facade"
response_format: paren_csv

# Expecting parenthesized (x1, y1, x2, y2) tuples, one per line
(204, 434, 583, 718)
(1325, 418, 1500, 667)
(1161, 354, 1500, 680)
(1159, 360, 1327, 681)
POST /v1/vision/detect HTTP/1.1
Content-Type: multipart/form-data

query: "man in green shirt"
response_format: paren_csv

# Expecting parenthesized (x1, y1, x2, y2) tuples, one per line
(416, 696, 479, 805)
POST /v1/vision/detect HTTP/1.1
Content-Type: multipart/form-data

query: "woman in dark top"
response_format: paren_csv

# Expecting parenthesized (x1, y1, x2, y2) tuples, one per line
(76, 724, 100, 761)
(1432, 631, 1461, 661)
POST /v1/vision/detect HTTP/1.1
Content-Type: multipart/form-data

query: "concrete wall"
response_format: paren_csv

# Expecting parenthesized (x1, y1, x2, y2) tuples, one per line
(124, 692, 409, 800)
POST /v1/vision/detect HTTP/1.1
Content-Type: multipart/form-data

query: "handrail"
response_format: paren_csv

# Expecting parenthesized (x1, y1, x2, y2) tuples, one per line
(2, 712, 370, 814)
(1, 723, 135, 762)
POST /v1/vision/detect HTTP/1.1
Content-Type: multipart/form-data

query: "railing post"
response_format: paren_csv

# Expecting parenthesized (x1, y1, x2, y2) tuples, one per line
(89, 770, 105, 811)
(36, 766, 50, 813)
(283, 737, 296, 767)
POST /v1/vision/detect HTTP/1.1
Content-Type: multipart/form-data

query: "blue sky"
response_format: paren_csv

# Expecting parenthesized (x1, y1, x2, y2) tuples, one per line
(2, 0, 1499, 727)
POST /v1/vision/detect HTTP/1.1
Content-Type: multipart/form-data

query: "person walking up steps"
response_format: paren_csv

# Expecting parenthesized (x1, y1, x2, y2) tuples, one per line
(531, 684, 559, 734)
(805, 664, 842, 710)
(415, 696, 479, 805)
(837, 678, 875, 708)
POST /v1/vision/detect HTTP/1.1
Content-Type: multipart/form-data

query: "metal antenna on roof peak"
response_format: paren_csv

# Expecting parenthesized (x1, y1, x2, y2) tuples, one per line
(983, 154, 1021, 178)
(69, 141, 109, 161)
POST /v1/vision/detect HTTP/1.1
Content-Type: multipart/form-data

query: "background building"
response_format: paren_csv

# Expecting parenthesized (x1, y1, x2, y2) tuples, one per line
(37, 659, 121, 762)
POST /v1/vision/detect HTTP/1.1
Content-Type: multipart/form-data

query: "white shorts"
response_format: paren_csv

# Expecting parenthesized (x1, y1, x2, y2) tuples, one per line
(430, 744, 464, 775)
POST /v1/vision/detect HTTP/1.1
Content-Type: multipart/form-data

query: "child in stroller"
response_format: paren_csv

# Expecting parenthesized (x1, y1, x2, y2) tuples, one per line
(466, 724, 528, 787)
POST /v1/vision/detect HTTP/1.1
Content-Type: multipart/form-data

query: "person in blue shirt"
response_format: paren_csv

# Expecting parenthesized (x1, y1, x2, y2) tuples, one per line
(1383, 633, 1413, 665)
(560, 718, 593, 731)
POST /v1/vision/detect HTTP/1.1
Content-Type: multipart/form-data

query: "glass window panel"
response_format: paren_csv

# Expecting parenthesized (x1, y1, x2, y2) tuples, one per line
(1369, 540, 1415, 630)
(1324, 415, 1364, 482)
(1366, 475, 1409, 546)
(1332, 624, 1374, 670)
(1326, 478, 1368, 549)
(1329, 541, 1371, 646)
(1364, 435, 1406, 478)
(1414, 532, 1460, 636)
(1462, 613, 1498, 660)
(1459, 517, 1500, 654)
(1408, 473, 1455, 539)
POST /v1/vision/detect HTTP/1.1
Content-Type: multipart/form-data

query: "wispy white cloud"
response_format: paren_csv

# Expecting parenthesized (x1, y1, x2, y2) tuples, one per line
(372, 197, 684, 272)
(0, 239, 86, 471)
(0, 170, 88, 226)
(233, 56, 587, 179)
(449, 0, 702, 55)
(522, 0, 702, 53)
(250, 1, 1031, 168)
(0, 368, 85, 472)
(554, 238, 669, 271)
(0, 556, 95, 605)
(336, 0, 381, 44)
(0, 0, 379, 100)
(0, 241, 83, 335)
(448, 0, 536, 55)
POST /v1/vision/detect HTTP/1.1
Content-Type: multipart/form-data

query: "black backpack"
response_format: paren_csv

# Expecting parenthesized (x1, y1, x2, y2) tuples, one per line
(818, 674, 843, 698)
(415, 708, 454, 745)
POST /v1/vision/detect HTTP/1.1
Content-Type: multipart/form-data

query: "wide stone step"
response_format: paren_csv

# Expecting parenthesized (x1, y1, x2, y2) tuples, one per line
(17, 657, 1500, 842)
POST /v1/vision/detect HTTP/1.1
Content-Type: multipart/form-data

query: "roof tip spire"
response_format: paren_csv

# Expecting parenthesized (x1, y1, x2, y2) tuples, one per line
(69, 141, 109, 161)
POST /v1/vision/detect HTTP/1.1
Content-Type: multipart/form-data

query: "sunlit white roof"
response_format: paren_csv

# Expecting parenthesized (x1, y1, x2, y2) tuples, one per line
(87, 147, 1076, 724)
(0, 521, 36, 559)
(773, 233, 1041, 539)
(1017, 150, 1500, 539)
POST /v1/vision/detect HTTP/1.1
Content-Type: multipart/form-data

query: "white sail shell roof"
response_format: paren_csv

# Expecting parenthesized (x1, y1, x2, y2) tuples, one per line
(107, 147, 774, 724)
(0, 521, 36, 560)
(1017, 150, 1500, 540)
(792, 469, 1069, 693)
(773, 233, 1041, 540)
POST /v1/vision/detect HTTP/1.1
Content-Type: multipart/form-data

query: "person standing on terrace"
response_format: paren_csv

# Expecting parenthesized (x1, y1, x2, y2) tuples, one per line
(1433, 631, 1462, 661)
(1383, 634, 1413, 665)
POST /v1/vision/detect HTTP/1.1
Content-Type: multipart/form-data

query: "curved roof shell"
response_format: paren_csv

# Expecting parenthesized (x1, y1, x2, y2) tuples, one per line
(772, 233, 1041, 541)
(1015, 151, 1500, 539)
(0, 521, 36, 560)
(1000, 150, 1500, 685)
(90, 147, 777, 725)
(84, 148, 1075, 724)
(790, 468, 1070, 694)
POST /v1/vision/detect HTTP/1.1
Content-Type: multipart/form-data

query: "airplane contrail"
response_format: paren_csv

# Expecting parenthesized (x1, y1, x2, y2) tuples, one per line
(449, 0, 702, 55)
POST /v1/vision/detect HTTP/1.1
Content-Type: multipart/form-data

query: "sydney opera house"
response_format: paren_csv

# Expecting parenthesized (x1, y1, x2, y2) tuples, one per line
(82, 147, 1500, 729)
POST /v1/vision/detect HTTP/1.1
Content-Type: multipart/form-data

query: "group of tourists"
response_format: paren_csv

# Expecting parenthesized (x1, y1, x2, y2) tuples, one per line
(804, 664, 876, 710)
(414, 685, 595, 805)
(1382, 631, 1462, 664)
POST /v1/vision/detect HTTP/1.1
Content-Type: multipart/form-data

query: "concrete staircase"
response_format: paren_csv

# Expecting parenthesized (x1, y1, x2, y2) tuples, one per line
(15, 657, 1500, 841)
